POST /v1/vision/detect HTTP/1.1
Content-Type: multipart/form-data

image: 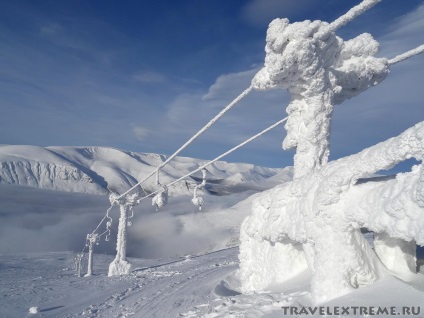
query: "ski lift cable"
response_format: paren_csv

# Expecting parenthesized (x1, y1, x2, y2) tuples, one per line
(135, 116, 289, 204)
(98, 229, 109, 239)
(115, 85, 254, 201)
(111, 0, 408, 204)
(79, 88, 254, 250)
(388, 44, 424, 65)
(81, 41, 423, 252)
(329, 0, 381, 32)
(83, 0, 420, 249)
(90, 205, 114, 235)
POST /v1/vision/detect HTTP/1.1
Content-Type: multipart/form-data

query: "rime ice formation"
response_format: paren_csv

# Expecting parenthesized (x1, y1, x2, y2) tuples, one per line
(239, 121, 424, 303)
(252, 19, 388, 178)
(192, 169, 207, 210)
(84, 233, 98, 277)
(239, 3, 424, 303)
(152, 185, 169, 211)
(191, 187, 204, 210)
(108, 193, 139, 276)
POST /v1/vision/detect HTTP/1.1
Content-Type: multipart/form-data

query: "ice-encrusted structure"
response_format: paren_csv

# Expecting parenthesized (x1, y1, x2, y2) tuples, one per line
(108, 193, 139, 277)
(252, 18, 388, 178)
(240, 3, 423, 303)
(192, 169, 207, 210)
(152, 185, 169, 211)
(239, 122, 424, 303)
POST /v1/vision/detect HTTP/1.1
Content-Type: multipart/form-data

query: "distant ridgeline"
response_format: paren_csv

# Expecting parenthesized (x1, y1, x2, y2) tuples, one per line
(0, 145, 290, 196)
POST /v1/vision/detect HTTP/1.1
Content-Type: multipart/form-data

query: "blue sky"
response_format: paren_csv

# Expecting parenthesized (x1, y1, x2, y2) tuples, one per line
(1, 0, 423, 170)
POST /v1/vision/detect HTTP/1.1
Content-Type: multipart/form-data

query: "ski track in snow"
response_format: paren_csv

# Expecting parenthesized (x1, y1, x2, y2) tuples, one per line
(2, 247, 424, 317)
(0, 249, 240, 318)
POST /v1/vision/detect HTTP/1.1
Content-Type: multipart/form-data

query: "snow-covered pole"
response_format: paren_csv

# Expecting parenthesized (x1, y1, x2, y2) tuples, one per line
(200, 169, 207, 188)
(75, 253, 84, 277)
(84, 234, 98, 277)
(108, 203, 132, 276)
(155, 168, 160, 186)
(108, 193, 138, 277)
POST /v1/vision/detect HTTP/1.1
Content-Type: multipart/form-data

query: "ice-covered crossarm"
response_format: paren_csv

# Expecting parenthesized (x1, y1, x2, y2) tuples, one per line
(251, 13, 389, 178)
(239, 121, 424, 303)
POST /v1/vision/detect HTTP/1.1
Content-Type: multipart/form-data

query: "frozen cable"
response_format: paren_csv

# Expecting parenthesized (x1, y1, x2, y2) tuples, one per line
(329, 0, 381, 32)
(137, 116, 288, 203)
(91, 205, 114, 235)
(115, 85, 254, 201)
(388, 44, 424, 65)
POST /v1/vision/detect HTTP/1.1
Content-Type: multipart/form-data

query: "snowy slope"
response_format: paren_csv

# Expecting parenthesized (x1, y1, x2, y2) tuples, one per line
(2, 146, 423, 317)
(1, 249, 423, 318)
(0, 145, 288, 196)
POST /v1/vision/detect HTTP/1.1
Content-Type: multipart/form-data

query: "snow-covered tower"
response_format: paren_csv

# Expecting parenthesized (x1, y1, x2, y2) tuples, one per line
(239, 0, 424, 303)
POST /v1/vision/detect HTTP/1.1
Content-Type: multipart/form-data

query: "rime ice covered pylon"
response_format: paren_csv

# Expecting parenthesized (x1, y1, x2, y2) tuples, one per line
(108, 193, 138, 277)
(239, 122, 424, 303)
(252, 18, 388, 178)
(239, 4, 423, 303)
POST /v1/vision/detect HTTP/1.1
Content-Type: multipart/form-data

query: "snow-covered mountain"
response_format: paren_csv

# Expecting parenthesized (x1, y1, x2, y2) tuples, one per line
(0, 145, 291, 196)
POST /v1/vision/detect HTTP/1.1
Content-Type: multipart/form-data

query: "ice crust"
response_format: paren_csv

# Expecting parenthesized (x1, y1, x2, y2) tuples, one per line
(252, 19, 388, 178)
(237, 10, 424, 303)
(239, 121, 424, 303)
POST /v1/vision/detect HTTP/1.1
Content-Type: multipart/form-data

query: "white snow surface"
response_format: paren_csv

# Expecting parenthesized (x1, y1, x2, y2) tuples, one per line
(0, 146, 424, 316)
(1, 249, 424, 317)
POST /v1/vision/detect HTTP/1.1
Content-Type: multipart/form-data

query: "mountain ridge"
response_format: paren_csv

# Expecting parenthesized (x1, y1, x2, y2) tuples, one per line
(0, 145, 291, 196)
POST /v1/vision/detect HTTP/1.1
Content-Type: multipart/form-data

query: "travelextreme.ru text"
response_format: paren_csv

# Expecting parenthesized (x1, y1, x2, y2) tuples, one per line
(281, 306, 421, 316)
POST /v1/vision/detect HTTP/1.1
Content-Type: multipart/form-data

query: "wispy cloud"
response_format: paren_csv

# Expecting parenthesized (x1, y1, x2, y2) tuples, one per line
(132, 126, 150, 141)
(0, 1, 422, 170)
(378, 3, 424, 57)
(133, 71, 168, 84)
(331, 3, 424, 161)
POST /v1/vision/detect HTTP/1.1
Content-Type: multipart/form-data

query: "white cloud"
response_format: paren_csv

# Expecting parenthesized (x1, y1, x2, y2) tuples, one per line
(40, 22, 63, 37)
(378, 3, 424, 57)
(202, 68, 257, 101)
(157, 67, 288, 163)
(132, 126, 150, 141)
